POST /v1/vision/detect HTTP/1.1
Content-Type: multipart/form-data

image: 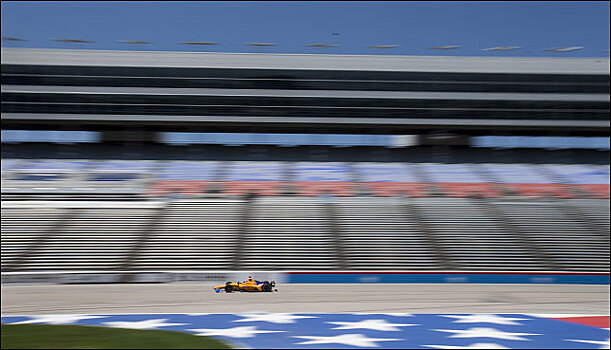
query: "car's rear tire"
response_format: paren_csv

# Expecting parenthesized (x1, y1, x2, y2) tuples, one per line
(225, 284, 233, 293)
(261, 283, 272, 292)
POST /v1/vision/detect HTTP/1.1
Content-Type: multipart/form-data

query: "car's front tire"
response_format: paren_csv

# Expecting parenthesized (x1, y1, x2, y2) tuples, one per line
(225, 284, 233, 293)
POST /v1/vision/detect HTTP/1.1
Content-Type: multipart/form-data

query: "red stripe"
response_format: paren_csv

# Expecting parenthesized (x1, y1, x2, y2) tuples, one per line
(551, 316, 610, 328)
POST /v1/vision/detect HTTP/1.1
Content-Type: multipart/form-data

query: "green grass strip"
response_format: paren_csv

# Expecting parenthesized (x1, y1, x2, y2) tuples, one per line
(1, 324, 233, 349)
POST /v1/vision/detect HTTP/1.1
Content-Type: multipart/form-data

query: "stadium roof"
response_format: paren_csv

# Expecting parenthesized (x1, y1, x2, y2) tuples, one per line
(2, 48, 609, 75)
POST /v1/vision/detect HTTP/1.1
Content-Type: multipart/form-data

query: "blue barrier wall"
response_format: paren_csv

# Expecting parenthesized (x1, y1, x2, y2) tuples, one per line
(286, 273, 610, 285)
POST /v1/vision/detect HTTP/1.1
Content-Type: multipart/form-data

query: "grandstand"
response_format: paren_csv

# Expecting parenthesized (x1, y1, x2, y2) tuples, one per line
(1, 48, 609, 274)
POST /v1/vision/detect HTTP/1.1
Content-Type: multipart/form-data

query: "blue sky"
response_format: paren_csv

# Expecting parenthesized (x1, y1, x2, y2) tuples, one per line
(1, 1, 609, 57)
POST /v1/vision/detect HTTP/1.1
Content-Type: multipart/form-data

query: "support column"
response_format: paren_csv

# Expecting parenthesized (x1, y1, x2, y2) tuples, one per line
(324, 200, 347, 270)
(5, 208, 74, 271)
(554, 200, 610, 241)
(479, 198, 558, 270)
(120, 202, 169, 271)
(403, 199, 453, 269)
(232, 198, 253, 270)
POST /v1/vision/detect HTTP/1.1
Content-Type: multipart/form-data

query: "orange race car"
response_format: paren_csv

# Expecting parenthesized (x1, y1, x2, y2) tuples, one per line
(214, 276, 277, 293)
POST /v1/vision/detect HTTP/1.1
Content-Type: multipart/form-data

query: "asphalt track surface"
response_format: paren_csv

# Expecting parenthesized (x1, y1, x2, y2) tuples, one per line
(2, 283, 609, 315)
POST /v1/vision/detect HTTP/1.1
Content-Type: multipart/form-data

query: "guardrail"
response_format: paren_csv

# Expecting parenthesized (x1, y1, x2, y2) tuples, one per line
(285, 271, 610, 284)
(1, 271, 608, 285)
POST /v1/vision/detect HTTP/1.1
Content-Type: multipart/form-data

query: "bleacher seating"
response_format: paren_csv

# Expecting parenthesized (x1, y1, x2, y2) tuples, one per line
(567, 199, 611, 233)
(418, 163, 500, 197)
(0, 198, 608, 272)
(133, 200, 242, 270)
(366, 182, 429, 197)
(494, 201, 609, 271)
(1, 208, 64, 270)
(2, 159, 609, 199)
(292, 162, 355, 182)
(544, 164, 610, 185)
(412, 197, 545, 270)
(158, 161, 220, 181)
(545, 165, 610, 199)
(20, 160, 91, 172)
(419, 163, 486, 183)
(14, 208, 155, 270)
(474, 163, 595, 198)
(356, 163, 421, 182)
(292, 162, 358, 196)
(1, 159, 22, 173)
(222, 161, 285, 196)
(86, 160, 157, 188)
(150, 161, 219, 196)
(5, 159, 91, 181)
(335, 197, 438, 270)
(224, 161, 285, 181)
(576, 184, 610, 199)
(356, 163, 427, 197)
(240, 197, 337, 270)
(479, 164, 553, 184)
(2, 159, 155, 196)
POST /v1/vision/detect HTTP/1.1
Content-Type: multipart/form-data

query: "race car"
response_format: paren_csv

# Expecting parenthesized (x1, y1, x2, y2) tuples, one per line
(214, 276, 277, 293)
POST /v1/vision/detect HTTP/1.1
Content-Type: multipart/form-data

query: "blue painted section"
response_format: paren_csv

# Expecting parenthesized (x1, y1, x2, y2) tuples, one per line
(546, 165, 610, 185)
(356, 163, 420, 182)
(479, 164, 552, 184)
(16, 174, 65, 181)
(1, 130, 101, 144)
(2, 313, 609, 349)
(88, 173, 137, 181)
(225, 162, 284, 181)
(286, 273, 610, 285)
(159, 161, 219, 181)
(161, 132, 392, 147)
(94, 161, 156, 171)
(420, 164, 486, 183)
(294, 163, 353, 182)
(473, 136, 611, 150)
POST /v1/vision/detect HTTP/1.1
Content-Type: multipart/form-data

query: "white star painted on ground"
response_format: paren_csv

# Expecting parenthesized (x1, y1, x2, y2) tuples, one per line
(103, 318, 186, 330)
(433, 327, 541, 341)
(424, 343, 509, 349)
(442, 314, 529, 325)
(567, 338, 610, 349)
(189, 326, 286, 338)
(293, 333, 402, 347)
(233, 313, 317, 324)
(328, 319, 417, 331)
(10, 314, 106, 325)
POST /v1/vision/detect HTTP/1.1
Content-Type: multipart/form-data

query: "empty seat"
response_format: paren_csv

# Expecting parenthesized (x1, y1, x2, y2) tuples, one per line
(241, 197, 337, 269)
(134, 200, 243, 270)
(413, 197, 545, 271)
(336, 197, 438, 270)
(494, 201, 609, 272)
(17, 208, 155, 271)
(1, 208, 65, 269)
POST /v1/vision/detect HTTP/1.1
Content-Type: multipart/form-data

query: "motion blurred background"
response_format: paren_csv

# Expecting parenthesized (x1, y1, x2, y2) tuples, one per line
(1, 0, 609, 292)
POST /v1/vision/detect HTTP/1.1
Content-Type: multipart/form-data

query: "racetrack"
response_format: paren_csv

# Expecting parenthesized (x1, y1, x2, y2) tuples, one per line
(2, 283, 609, 315)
